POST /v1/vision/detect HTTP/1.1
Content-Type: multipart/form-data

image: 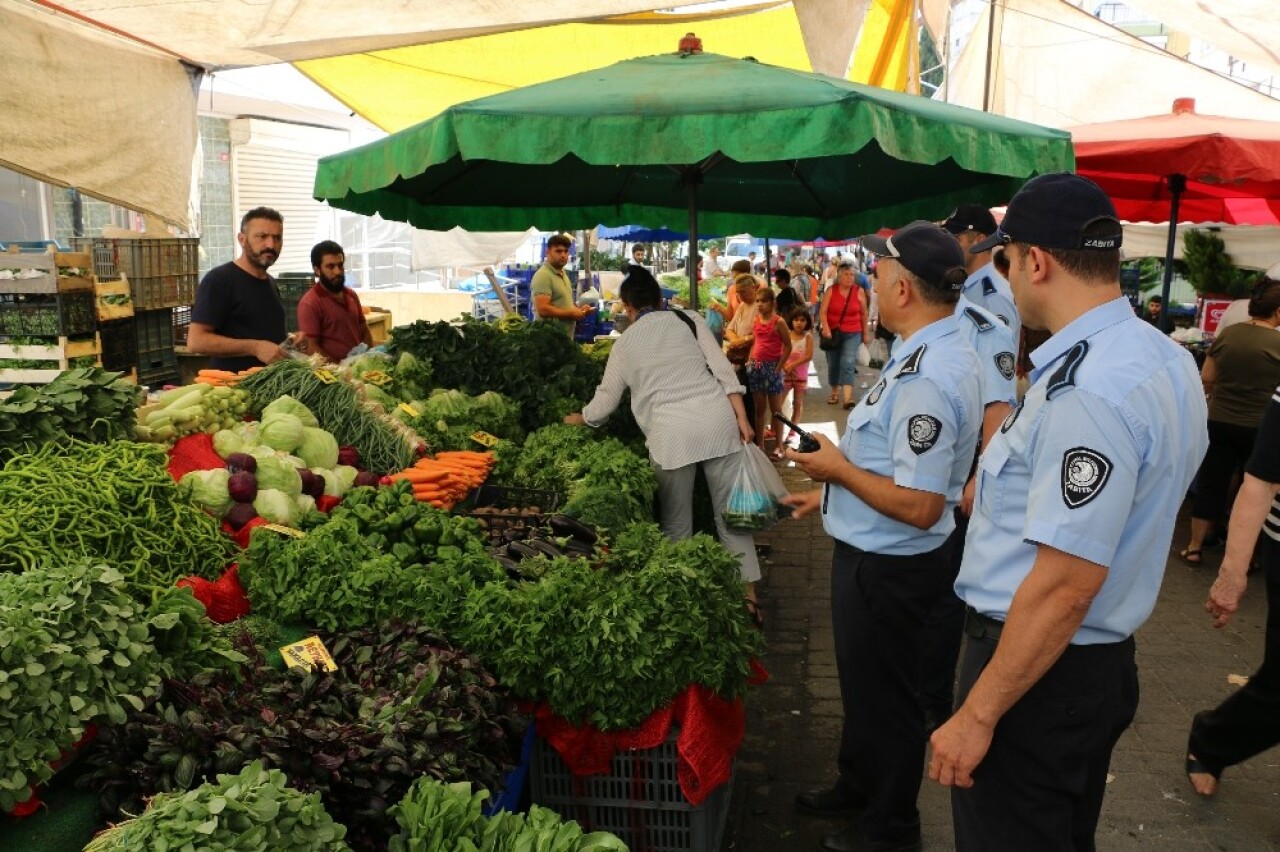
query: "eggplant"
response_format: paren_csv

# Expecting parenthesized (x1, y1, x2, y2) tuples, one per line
(548, 514, 598, 544)
(561, 538, 596, 557)
(494, 555, 523, 579)
(506, 541, 542, 562)
(527, 539, 565, 559)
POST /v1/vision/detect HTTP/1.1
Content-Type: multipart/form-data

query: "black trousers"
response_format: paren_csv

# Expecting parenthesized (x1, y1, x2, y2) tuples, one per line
(918, 511, 968, 725)
(951, 622, 1139, 852)
(1191, 420, 1258, 522)
(831, 539, 953, 842)
(1190, 535, 1280, 771)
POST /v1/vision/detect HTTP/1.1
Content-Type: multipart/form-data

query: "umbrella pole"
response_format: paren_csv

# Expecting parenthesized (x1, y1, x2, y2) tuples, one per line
(1158, 174, 1186, 332)
(687, 179, 700, 312)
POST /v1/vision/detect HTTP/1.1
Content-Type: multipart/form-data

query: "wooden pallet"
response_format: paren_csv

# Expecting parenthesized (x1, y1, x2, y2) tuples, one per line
(0, 334, 102, 385)
(0, 250, 94, 295)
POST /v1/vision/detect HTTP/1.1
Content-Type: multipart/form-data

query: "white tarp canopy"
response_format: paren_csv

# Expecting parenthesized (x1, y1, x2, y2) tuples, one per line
(1121, 222, 1280, 272)
(943, 0, 1280, 126)
(0, 2, 201, 230)
(411, 228, 540, 272)
(1120, 0, 1280, 84)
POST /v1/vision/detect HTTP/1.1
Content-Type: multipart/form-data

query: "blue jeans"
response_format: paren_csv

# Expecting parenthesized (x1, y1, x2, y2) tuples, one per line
(826, 330, 862, 388)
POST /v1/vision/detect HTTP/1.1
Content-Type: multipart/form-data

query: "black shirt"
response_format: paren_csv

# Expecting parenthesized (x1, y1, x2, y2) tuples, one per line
(191, 261, 287, 372)
(1247, 387, 1280, 543)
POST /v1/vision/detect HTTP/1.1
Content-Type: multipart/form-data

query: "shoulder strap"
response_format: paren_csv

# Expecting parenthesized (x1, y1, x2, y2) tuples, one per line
(672, 309, 698, 340)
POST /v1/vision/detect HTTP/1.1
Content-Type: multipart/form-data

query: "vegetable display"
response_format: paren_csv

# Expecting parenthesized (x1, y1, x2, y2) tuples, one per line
(395, 389, 523, 453)
(389, 450, 497, 509)
(237, 359, 420, 475)
(388, 777, 627, 852)
(0, 439, 237, 592)
(83, 761, 350, 852)
(83, 622, 525, 852)
(0, 367, 140, 458)
(134, 383, 251, 446)
(0, 562, 241, 812)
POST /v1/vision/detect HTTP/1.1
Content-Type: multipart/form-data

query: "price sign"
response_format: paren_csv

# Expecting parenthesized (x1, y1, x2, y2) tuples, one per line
(261, 523, 305, 538)
(399, 403, 421, 418)
(470, 430, 499, 448)
(313, 369, 337, 384)
(363, 370, 393, 387)
(279, 636, 337, 672)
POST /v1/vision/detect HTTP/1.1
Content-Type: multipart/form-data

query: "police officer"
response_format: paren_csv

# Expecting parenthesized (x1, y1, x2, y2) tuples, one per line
(928, 174, 1209, 850)
(942, 203, 1020, 341)
(785, 221, 982, 852)
(918, 287, 1019, 734)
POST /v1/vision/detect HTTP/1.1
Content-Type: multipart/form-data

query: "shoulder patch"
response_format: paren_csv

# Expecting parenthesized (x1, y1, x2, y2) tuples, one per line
(866, 378, 887, 405)
(1061, 447, 1113, 509)
(982, 276, 997, 296)
(996, 313, 1011, 327)
(994, 351, 1016, 381)
(1046, 340, 1089, 400)
(908, 414, 943, 455)
(964, 307, 994, 332)
(895, 343, 927, 377)
(1000, 399, 1023, 433)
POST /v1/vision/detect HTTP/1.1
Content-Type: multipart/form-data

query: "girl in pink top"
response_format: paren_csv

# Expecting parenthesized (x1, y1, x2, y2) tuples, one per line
(745, 287, 792, 457)
(781, 307, 814, 450)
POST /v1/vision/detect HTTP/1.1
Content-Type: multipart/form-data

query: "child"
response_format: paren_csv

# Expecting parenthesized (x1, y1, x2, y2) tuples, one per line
(745, 287, 792, 458)
(781, 307, 814, 450)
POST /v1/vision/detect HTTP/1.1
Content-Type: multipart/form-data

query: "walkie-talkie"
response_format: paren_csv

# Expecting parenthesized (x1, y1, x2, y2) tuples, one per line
(774, 414, 821, 453)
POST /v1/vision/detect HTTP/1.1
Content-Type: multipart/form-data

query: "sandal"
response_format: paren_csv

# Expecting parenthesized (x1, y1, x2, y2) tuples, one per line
(1180, 548, 1203, 565)
(1186, 752, 1221, 797)
(827, 392, 839, 405)
(744, 599, 765, 631)
(843, 399, 856, 410)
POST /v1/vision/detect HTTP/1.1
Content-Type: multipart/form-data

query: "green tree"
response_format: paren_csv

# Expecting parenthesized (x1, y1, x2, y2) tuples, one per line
(1182, 229, 1257, 298)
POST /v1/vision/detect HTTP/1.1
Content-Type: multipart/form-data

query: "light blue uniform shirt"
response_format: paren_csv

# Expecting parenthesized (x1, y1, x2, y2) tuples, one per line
(955, 296, 1018, 410)
(956, 297, 1209, 644)
(963, 261, 1020, 343)
(822, 314, 982, 556)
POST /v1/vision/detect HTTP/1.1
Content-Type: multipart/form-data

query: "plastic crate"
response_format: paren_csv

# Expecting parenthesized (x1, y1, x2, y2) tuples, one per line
(471, 484, 560, 513)
(172, 305, 192, 346)
(530, 727, 733, 852)
(0, 291, 96, 337)
(71, 238, 199, 309)
(98, 318, 138, 373)
(134, 308, 177, 385)
(483, 725, 535, 816)
(276, 273, 312, 333)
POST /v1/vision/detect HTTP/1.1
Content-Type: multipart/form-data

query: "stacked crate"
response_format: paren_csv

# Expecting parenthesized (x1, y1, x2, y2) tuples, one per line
(0, 251, 102, 385)
(275, 272, 313, 334)
(72, 237, 198, 387)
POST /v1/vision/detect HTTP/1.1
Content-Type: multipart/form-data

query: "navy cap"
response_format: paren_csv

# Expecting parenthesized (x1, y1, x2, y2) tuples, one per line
(971, 173, 1123, 254)
(861, 220, 966, 291)
(942, 203, 998, 236)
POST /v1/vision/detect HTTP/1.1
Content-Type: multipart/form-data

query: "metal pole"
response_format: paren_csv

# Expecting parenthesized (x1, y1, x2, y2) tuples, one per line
(982, 0, 997, 112)
(1158, 173, 1187, 332)
(687, 177, 700, 312)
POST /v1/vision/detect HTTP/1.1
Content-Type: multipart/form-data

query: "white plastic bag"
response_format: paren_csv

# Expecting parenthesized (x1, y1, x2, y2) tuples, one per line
(856, 341, 872, 367)
(723, 443, 791, 531)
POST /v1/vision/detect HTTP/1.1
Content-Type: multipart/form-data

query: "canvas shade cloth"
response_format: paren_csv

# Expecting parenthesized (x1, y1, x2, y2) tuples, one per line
(314, 51, 1073, 308)
(1120, 223, 1280, 272)
(1071, 100, 1280, 327)
(1118, 0, 1280, 85)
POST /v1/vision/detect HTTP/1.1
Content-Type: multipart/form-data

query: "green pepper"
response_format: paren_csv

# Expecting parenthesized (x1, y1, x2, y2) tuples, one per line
(413, 518, 441, 546)
(365, 532, 388, 551)
(391, 542, 417, 566)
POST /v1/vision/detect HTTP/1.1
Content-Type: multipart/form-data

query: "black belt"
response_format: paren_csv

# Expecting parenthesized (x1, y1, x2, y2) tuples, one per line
(964, 606, 1005, 643)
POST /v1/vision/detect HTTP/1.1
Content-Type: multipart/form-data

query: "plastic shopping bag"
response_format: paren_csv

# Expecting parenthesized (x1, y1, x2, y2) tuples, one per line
(856, 341, 872, 367)
(723, 443, 792, 532)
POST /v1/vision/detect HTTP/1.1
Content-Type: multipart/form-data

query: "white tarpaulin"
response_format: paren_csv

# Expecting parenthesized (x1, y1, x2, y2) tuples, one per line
(411, 228, 541, 272)
(1121, 222, 1280, 272)
(1120, 0, 1280, 83)
(944, 0, 1280, 127)
(0, 2, 200, 230)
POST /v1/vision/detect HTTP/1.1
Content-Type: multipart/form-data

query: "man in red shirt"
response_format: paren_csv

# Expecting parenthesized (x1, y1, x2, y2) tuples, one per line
(296, 241, 372, 362)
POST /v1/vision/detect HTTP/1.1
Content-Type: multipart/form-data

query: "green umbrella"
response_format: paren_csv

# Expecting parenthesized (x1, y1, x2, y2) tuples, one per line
(315, 50, 1073, 309)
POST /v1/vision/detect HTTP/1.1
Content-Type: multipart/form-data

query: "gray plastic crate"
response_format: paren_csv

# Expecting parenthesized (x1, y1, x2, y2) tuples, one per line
(529, 727, 733, 852)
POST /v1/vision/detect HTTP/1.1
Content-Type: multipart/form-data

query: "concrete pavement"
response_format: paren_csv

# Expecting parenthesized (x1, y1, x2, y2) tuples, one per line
(722, 350, 1280, 851)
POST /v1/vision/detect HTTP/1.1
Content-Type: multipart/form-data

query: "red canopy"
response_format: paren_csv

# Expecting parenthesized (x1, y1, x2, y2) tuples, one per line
(1071, 98, 1280, 225)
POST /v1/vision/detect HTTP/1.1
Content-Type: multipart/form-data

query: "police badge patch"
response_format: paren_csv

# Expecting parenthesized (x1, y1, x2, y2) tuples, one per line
(1000, 400, 1023, 433)
(907, 415, 942, 455)
(1061, 447, 1113, 509)
(867, 378, 887, 405)
(995, 352, 1015, 381)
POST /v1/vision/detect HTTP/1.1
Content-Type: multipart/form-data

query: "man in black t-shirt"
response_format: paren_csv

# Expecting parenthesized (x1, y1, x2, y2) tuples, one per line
(188, 207, 290, 372)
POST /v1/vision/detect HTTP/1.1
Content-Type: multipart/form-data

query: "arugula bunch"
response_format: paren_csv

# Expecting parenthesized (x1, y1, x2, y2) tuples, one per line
(451, 524, 764, 730)
(82, 622, 524, 852)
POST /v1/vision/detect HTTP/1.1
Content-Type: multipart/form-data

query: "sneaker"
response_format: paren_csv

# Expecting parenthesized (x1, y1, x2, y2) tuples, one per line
(795, 786, 868, 818)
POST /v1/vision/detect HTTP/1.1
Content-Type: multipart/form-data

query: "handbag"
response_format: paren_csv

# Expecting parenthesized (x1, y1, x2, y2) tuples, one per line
(819, 287, 852, 351)
(724, 336, 752, 365)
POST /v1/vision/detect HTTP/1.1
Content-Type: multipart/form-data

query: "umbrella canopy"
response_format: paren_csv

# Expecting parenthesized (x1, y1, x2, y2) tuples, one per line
(316, 49, 1073, 307)
(1071, 99, 1280, 326)
(597, 225, 692, 242)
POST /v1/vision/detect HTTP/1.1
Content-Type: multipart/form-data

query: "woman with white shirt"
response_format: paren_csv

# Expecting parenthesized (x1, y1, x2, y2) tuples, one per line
(564, 268, 763, 620)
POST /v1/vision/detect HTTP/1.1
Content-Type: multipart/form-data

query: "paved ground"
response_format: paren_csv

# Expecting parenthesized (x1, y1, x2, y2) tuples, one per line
(722, 351, 1280, 851)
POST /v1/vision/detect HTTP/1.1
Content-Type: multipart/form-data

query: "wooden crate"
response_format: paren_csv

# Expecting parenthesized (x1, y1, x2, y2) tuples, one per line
(0, 335, 102, 385)
(0, 250, 94, 295)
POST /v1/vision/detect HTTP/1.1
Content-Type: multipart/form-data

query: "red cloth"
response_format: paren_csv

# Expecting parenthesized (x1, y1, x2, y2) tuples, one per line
(167, 432, 226, 481)
(177, 564, 252, 623)
(532, 660, 769, 806)
(6, 724, 99, 818)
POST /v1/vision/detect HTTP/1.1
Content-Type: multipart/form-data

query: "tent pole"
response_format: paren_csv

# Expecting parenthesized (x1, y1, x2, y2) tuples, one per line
(687, 177, 700, 312)
(1159, 173, 1186, 332)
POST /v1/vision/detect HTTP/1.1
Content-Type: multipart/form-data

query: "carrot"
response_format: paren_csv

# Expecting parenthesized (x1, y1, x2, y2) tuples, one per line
(391, 468, 448, 484)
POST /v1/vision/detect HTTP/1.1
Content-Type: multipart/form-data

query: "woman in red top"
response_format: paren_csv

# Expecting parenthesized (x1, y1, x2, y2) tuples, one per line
(817, 262, 867, 408)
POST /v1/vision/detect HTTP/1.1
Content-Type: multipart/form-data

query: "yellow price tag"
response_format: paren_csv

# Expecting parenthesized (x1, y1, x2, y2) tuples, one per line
(313, 369, 337, 384)
(399, 403, 421, 418)
(279, 636, 337, 673)
(261, 523, 305, 538)
(470, 430, 499, 448)
(363, 370, 393, 387)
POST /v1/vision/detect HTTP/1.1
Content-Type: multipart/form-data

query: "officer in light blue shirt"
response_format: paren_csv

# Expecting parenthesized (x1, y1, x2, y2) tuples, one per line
(928, 174, 1209, 851)
(943, 204, 1021, 342)
(918, 292, 1019, 732)
(783, 221, 981, 852)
